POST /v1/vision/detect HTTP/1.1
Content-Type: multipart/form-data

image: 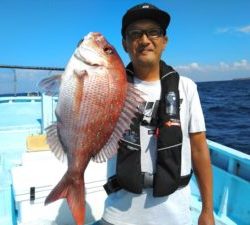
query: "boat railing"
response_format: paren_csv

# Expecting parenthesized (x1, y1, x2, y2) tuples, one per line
(208, 139, 250, 179)
(41, 94, 58, 132)
(0, 64, 63, 99)
(0, 96, 41, 104)
(207, 140, 250, 221)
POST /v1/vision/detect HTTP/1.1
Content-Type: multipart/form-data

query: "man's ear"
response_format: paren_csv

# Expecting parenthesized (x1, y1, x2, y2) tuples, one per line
(163, 36, 168, 49)
(122, 39, 128, 52)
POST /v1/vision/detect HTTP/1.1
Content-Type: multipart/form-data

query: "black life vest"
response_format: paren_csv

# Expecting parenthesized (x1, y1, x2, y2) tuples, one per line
(104, 61, 192, 197)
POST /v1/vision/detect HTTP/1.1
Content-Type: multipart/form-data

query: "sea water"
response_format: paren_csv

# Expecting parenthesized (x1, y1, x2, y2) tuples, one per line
(197, 79, 250, 155)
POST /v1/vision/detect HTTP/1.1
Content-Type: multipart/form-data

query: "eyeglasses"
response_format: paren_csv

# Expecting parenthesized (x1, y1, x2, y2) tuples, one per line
(126, 28, 164, 40)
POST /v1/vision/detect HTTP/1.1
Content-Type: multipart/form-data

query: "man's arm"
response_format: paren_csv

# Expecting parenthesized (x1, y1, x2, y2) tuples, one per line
(190, 131, 215, 225)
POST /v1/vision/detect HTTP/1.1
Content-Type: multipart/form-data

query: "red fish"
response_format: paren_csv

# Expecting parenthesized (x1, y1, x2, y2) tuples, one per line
(38, 32, 143, 225)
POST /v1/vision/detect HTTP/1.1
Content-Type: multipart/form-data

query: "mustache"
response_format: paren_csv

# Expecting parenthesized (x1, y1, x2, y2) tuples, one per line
(137, 45, 154, 52)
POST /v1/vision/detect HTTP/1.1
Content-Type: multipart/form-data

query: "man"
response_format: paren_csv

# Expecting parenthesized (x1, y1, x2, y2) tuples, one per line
(95, 3, 215, 225)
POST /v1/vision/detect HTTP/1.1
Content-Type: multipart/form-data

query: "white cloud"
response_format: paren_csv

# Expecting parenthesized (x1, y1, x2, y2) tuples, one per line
(216, 27, 231, 33)
(232, 59, 250, 69)
(219, 62, 230, 71)
(237, 25, 250, 34)
(176, 62, 204, 72)
(175, 59, 250, 74)
(175, 59, 250, 81)
(216, 25, 250, 35)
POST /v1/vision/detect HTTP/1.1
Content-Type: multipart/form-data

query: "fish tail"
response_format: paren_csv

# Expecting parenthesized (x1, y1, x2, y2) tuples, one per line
(45, 172, 85, 225)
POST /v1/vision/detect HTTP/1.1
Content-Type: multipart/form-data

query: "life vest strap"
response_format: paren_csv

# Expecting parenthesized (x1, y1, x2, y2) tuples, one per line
(103, 175, 122, 195)
(179, 170, 193, 187)
(103, 170, 193, 195)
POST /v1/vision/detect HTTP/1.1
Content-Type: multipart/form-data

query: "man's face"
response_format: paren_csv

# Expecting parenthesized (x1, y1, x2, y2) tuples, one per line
(122, 19, 167, 67)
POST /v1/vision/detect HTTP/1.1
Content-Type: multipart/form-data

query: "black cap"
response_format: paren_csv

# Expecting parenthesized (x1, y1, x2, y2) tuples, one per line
(121, 3, 171, 38)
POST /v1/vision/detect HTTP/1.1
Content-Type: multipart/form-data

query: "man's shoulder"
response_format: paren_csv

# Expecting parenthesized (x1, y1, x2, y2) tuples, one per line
(179, 75, 195, 84)
(179, 75, 197, 90)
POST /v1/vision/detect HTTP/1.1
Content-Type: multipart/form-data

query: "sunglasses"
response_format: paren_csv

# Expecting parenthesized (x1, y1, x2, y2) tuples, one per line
(126, 28, 164, 40)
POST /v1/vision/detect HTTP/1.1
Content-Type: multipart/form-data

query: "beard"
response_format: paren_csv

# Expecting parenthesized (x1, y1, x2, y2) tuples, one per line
(130, 48, 162, 68)
(134, 56, 158, 68)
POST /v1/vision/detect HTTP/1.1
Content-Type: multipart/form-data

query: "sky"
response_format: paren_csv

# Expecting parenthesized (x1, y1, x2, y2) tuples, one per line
(0, 0, 250, 82)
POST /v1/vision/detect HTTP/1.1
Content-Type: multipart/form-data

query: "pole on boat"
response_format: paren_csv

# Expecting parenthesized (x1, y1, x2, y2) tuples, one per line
(13, 69, 17, 97)
(0, 64, 64, 71)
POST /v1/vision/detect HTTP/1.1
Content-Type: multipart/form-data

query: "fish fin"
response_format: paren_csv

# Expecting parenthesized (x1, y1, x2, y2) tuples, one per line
(45, 172, 85, 225)
(74, 69, 88, 78)
(37, 74, 62, 96)
(46, 124, 67, 162)
(92, 84, 145, 163)
(72, 69, 88, 114)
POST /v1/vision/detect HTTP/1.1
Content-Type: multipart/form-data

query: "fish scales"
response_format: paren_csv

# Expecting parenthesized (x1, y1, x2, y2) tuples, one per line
(38, 32, 144, 225)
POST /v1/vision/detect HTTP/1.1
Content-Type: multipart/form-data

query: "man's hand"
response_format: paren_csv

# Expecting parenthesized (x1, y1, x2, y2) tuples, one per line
(198, 209, 215, 225)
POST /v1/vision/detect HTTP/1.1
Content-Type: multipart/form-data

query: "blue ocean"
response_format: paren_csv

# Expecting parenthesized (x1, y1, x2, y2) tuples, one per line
(197, 79, 250, 155)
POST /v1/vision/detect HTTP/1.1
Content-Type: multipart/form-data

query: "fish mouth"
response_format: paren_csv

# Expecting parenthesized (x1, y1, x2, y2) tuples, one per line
(74, 46, 106, 67)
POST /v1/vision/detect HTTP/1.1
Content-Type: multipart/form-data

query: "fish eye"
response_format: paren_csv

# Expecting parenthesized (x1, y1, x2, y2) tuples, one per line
(104, 46, 113, 55)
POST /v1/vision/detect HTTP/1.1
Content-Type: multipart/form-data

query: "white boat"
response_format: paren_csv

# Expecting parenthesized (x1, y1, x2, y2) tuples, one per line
(0, 65, 249, 225)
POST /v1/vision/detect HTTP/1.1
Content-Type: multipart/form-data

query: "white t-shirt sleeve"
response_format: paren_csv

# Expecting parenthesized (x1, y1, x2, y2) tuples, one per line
(188, 81, 206, 133)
